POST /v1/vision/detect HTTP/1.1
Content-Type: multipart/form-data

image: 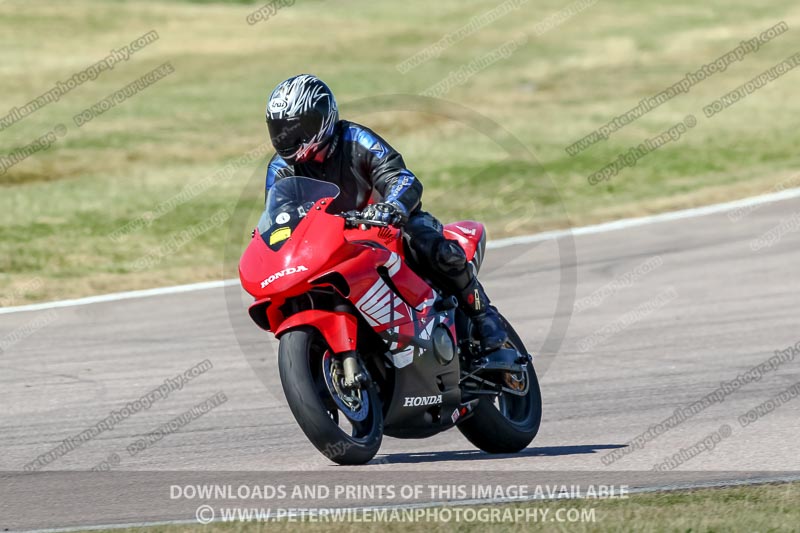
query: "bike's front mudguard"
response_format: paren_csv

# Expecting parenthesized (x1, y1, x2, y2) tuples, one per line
(274, 310, 358, 354)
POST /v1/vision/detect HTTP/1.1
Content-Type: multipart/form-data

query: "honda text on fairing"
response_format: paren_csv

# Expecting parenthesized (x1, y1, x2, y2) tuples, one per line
(239, 176, 542, 465)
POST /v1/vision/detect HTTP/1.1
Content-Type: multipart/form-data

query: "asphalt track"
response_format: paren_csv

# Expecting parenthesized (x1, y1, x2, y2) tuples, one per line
(2, 192, 800, 530)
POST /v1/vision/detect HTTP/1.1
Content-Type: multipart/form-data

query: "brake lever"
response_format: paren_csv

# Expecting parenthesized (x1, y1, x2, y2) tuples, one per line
(352, 218, 389, 228)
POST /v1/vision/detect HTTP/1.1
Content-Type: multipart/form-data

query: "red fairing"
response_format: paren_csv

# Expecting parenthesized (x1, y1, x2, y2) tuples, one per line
(337, 249, 434, 335)
(239, 187, 468, 355)
(239, 206, 346, 299)
(443, 221, 485, 262)
(274, 310, 357, 353)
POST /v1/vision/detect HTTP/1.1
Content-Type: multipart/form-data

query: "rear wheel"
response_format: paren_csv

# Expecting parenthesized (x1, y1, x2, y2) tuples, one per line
(278, 327, 383, 465)
(457, 319, 542, 453)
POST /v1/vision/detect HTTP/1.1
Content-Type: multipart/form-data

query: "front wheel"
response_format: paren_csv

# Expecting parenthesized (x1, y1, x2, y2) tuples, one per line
(457, 318, 542, 453)
(278, 327, 383, 465)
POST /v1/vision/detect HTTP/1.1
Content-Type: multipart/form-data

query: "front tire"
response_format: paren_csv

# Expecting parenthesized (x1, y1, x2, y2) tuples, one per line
(278, 327, 383, 465)
(457, 319, 542, 453)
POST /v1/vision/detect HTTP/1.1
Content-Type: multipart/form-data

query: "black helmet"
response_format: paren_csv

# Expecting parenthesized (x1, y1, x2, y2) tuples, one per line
(266, 74, 339, 164)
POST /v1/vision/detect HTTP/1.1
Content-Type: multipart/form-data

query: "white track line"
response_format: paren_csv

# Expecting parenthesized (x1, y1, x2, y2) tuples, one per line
(2, 187, 799, 316)
(485, 186, 800, 248)
(16, 474, 800, 533)
(0, 280, 237, 315)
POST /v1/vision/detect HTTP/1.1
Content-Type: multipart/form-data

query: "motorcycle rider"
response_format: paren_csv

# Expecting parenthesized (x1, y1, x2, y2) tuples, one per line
(263, 74, 511, 367)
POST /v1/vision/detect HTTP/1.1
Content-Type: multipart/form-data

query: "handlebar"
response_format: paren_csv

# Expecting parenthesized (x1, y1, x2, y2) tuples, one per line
(337, 210, 390, 228)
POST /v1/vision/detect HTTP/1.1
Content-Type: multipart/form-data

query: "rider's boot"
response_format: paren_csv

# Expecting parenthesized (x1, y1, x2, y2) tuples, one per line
(455, 276, 522, 372)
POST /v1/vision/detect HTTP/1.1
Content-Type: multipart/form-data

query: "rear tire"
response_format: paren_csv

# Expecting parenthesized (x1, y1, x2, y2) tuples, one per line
(278, 327, 383, 465)
(457, 319, 542, 454)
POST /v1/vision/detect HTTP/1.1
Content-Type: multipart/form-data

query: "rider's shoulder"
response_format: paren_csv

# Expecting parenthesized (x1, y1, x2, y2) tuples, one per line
(266, 155, 292, 187)
(339, 121, 389, 157)
(340, 121, 380, 147)
(268, 154, 291, 170)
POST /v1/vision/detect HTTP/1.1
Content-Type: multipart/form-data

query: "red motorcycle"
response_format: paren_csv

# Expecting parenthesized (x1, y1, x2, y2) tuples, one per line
(239, 176, 541, 465)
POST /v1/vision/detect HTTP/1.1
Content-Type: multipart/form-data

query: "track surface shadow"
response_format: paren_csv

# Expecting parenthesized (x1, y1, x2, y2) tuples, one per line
(375, 444, 627, 465)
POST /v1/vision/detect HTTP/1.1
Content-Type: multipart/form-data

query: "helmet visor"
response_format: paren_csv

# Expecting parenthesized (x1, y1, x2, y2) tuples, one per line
(268, 113, 323, 159)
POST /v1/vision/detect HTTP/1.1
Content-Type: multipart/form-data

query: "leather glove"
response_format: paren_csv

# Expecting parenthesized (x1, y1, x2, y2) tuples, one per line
(362, 202, 408, 227)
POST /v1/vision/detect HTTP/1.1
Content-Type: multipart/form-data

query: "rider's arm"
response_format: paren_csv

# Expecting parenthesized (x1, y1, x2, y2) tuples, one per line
(346, 124, 423, 213)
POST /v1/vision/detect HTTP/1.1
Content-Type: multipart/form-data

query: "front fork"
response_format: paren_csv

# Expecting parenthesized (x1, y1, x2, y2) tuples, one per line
(341, 350, 367, 389)
(323, 350, 372, 422)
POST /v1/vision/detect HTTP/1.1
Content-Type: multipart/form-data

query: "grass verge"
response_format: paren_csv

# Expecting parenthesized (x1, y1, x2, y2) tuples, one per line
(2, 0, 800, 302)
(74, 482, 800, 532)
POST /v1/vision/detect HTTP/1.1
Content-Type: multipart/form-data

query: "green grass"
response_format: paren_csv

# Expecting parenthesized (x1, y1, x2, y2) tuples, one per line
(75, 482, 800, 532)
(2, 0, 800, 302)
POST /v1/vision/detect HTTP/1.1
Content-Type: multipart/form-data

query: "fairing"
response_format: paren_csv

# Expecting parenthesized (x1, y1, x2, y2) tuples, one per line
(238, 176, 490, 436)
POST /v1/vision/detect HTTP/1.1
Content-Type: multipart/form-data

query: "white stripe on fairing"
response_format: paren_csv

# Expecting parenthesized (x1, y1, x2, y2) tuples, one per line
(2, 187, 799, 315)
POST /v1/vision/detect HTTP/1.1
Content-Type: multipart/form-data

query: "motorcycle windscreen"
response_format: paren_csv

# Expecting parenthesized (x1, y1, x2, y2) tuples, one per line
(258, 176, 341, 251)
